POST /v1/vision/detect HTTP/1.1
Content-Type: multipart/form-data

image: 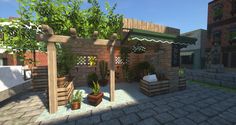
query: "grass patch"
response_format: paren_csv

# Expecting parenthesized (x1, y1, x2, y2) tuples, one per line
(188, 80, 236, 93)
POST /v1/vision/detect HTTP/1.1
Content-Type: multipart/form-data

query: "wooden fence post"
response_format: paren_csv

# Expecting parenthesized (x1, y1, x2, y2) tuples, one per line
(109, 33, 117, 102)
(47, 42, 58, 113)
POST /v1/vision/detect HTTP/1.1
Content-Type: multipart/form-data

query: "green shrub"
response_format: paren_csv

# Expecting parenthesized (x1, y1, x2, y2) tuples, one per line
(87, 72, 98, 87)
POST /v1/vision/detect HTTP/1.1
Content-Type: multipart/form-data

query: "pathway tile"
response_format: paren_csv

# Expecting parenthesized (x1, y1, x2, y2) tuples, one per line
(154, 112, 175, 124)
(119, 113, 140, 125)
(137, 109, 157, 119)
(187, 112, 208, 123)
(172, 118, 197, 125)
(98, 119, 121, 125)
(153, 104, 172, 113)
(136, 118, 160, 125)
(207, 116, 232, 125)
(168, 109, 188, 118)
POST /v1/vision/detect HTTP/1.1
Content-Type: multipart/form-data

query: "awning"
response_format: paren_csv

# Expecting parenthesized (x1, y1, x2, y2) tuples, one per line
(125, 28, 197, 45)
(180, 51, 193, 56)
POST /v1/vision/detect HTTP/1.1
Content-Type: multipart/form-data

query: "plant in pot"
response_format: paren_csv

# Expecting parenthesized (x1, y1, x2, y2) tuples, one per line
(57, 46, 77, 88)
(178, 67, 186, 90)
(87, 81, 103, 106)
(70, 90, 83, 110)
(98, 60, 108, 86)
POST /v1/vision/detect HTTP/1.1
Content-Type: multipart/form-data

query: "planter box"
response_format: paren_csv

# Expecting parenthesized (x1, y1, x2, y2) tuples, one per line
(87, 92, 103, 106)
(139, 79, 170, 97)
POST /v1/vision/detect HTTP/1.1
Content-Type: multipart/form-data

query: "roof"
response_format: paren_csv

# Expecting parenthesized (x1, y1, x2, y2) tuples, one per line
(125, 28, 197, 45)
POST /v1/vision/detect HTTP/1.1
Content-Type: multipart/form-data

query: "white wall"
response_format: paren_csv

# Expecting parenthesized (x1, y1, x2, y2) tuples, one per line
(0, 66, 31, 92)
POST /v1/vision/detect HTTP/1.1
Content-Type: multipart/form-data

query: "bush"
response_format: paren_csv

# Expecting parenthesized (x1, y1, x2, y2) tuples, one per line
(87, 72, 98, 87)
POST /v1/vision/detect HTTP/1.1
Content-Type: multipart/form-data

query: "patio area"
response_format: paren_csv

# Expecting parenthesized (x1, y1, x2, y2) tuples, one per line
(0, 81, 236, 125)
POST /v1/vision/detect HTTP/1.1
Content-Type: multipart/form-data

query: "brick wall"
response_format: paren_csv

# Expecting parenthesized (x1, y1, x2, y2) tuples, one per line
(64, 39, 178, 89)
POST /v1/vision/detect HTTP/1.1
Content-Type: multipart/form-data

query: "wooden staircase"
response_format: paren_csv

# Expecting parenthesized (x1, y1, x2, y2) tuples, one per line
(32, 66, 48, 91)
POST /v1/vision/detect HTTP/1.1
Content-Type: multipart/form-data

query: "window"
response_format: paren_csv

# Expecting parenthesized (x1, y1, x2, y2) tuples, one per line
(181, 55, 193, 65)
(212, 31, 221, 44)
(76, 55, 97, 66)
(0, 58, 7, 66)
(222, 53, 229, 67)
(231, 52, 236, 68)
(229, 29, 236, 43)
(213, 3, 223, 21)
(231, 0, 236, 15)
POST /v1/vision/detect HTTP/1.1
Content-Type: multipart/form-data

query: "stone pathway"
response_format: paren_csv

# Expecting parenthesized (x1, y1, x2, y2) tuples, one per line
(1, 82, 236, 125)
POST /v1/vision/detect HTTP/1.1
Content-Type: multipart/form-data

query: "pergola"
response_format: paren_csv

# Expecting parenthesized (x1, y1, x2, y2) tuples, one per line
(36, 25, 119, 113)
(36, 25, 196, 114)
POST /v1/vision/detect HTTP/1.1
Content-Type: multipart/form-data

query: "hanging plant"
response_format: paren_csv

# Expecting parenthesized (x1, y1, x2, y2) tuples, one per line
(131, 42, 146, 54)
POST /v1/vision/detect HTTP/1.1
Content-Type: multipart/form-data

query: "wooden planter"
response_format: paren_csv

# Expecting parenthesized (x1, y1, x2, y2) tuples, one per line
(87, 92, 103, 106)
(140, 79, 170, 97)
(57, 81, 74, 106)
(57, 76, 67, 88)
(71, 102, 81, 110)
(179, 77, 186, 90)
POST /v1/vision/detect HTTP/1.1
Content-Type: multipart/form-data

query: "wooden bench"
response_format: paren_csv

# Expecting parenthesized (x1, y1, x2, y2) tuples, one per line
(139, 79, 170, 97)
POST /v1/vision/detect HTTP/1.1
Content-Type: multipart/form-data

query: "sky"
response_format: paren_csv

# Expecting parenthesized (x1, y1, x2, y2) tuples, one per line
(0, 0, 212, 33)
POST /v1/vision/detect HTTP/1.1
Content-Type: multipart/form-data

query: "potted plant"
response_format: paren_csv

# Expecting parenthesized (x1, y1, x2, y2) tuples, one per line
(70, 90, 83, 110)
(87, 81, 103, 106)
(98, 60, 108, 86)
(178, 67, 186, 90)
(57, 46, 77, 88)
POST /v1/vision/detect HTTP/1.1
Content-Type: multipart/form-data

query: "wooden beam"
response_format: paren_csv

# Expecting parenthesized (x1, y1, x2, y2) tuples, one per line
(47, 43, 58, 113)
(36, 34, 70, 43)
(109, 33, 117, 102)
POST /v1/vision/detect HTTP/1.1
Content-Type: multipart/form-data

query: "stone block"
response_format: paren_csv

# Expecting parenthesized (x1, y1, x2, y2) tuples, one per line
(154, 112, 175, 123)
(221, 81, 236, 88)
(137, 118, 161, 125)
(119, 113, 140, 125)
(137, 109, 157, 119)
(187, 112, 208, 123)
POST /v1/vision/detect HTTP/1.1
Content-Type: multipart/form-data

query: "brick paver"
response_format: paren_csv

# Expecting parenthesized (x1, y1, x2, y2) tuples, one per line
(1, 83, 236, 125)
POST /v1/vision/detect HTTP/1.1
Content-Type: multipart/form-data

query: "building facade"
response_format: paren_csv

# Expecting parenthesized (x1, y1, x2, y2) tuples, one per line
(180, 29, 207, 69)
(207, 0, 236, 68)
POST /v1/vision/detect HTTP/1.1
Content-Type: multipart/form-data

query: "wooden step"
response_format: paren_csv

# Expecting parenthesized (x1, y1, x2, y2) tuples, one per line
(33, 79, 48, 82)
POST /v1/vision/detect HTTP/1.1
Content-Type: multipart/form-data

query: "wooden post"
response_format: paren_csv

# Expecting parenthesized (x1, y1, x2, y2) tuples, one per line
(109, 33, 117, 102)
(47, 42, 58, 113)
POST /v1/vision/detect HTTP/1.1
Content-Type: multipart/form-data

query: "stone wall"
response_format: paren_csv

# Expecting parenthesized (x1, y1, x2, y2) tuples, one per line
(186, 69, 236, 89)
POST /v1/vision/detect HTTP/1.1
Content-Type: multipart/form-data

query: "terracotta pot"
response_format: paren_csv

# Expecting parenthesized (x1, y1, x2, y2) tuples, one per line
(71, 102, 81, 110)
(87, 92, 103, 106)
(57, 76, 68, 88)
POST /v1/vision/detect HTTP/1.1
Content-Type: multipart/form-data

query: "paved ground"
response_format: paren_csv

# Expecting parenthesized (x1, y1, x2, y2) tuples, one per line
(1, 82, 236, 125)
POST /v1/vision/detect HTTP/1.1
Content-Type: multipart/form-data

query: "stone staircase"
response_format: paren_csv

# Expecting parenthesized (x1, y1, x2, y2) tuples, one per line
(32, 66, 48, 91)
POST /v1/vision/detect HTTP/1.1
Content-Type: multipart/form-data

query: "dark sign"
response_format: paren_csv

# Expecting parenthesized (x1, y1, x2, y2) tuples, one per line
(172, 44, 180, 67)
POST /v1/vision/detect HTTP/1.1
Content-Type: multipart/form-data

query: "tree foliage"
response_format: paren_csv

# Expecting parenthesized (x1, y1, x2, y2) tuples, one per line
(0, 0, 123, 64)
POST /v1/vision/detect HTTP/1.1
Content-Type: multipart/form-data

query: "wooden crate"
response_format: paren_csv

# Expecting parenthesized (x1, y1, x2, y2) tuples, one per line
(46, 81, 74, 106)
(179, 78, 186, 90)
(57, 81, 74, 106)
(140, 79, 170, 97)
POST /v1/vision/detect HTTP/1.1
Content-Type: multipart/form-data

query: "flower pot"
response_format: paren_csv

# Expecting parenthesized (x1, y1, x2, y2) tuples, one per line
(71, 102, 81, 110)
(57, 76, 68, 88)
(87, 92, 103, 106)
(98, 79, 108, 86)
